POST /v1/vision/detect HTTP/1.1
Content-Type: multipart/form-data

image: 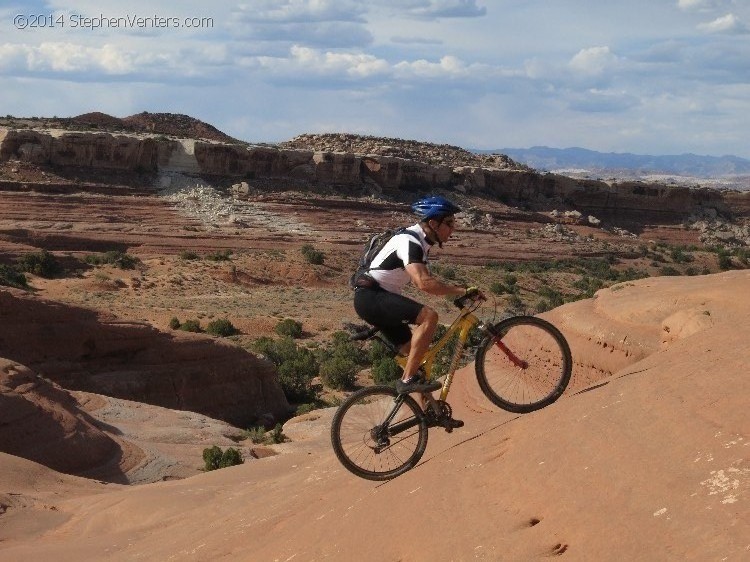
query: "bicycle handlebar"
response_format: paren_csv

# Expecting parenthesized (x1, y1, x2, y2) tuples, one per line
(453, 291, 486, 310)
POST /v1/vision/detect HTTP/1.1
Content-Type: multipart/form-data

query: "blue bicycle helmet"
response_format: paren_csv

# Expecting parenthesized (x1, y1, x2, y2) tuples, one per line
(411, 196, 461, 221)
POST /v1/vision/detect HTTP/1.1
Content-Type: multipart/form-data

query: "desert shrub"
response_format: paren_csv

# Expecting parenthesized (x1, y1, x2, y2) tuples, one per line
(205, 249, 232, 261)
(718, 254, 733, 270)
(507, 294, 524, 311)
(84, 250, 138, 269)
(538, 286, 564, 308)
(168, 317, 181, 329)
(0, 264, 27, 288)
(535, 300, 551, 313)
(202, 446, 243, 471)
(242, 426, 268, 444)
(735, 247, 749, 265)
(368, 338, 392, 364)
(441, 266, 457, 280)
(300, 244, 325, 265)
(685, 267, 698, 276)
(179, 250, 200, 260)
(670, 246, 693, 263)
(504, 273, 518, 286)
(572, 275, 604, 298)
(269, 423, 287, 444)
(372, 357, 401, 385)
(179, 319, 202, 332)
(275, 318, 303, 338)
(16, 250, 62, 278)
(253, 336, 318, 402)
(206, 318, 237, 337)
(296, 403, 317, 416)
(660, 266, 681, 276)
(489, 281, 506, 295)
(320, 356, 357, 390)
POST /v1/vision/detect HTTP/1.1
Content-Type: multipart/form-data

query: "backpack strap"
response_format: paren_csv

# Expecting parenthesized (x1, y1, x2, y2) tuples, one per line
(368, 228, 423, 272)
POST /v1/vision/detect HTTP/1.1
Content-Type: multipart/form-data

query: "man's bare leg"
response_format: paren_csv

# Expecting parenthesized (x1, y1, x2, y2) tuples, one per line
(401, 306, 438, 381)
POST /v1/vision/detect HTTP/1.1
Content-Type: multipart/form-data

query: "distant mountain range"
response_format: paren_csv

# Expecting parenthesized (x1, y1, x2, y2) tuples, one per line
(480, 146, 750, 179)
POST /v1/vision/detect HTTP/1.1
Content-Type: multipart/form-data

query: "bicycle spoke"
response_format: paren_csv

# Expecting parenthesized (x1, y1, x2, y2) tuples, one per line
(476, 316, 572, 413)
(331, 386, 428, 480)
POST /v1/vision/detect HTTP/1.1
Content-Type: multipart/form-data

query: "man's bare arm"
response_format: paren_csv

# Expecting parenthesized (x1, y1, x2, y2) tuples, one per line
(405, 263, 465, 297)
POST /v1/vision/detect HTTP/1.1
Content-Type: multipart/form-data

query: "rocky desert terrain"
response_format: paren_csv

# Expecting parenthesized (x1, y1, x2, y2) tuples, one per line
(0, 113, 748, 560)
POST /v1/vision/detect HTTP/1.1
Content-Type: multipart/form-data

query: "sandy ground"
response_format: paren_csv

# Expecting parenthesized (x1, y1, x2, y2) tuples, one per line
(0, 270, 747, 561)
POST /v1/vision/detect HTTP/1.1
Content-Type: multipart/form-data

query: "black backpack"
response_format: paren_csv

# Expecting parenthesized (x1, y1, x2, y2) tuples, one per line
(350, 228, 421, 289)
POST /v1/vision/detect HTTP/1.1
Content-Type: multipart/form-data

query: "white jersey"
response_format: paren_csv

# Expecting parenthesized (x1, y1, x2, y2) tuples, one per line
(368, 224, 432, 294)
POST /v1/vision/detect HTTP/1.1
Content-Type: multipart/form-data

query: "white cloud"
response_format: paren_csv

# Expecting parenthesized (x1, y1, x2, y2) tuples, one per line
(568, 46, 619, 75)
(698, 13, 749, 34)
(373, 0, 486, 19)
(257, 45, 389, 78)
(568, 89, 640, 113)
(393, 55, 490, 79)
(678, 0, 709, 9)
(0, 42, 135, 74)
(234, 0, 367, 23)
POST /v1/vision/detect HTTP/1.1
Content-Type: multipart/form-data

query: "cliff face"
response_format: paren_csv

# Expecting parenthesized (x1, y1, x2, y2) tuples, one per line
(2, 127, 749, 221)
(0, 290, 291, 428)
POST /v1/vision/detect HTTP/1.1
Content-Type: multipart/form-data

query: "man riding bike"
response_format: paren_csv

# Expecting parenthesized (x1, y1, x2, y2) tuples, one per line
(353, 196, 480, 427)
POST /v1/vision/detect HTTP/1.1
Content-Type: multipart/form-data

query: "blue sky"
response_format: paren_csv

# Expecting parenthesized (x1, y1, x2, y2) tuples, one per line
(1, 0, 749, 157)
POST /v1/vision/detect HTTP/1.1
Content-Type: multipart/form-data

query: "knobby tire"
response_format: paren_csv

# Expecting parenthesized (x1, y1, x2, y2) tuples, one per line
(475, 316, 572, 413)
(331, 385, 428, 480)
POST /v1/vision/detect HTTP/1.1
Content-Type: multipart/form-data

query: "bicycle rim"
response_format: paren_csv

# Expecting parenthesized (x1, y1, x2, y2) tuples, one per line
(331, 386, 428, 480)
(475, 316, 572, 413)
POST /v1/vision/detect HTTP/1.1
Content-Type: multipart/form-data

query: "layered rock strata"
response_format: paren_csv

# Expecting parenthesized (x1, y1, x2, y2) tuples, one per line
(2, 127, 749, 222)
(0, 289, 291, 428)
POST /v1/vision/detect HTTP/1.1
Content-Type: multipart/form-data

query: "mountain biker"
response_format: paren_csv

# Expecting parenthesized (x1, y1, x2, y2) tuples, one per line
(353, 196, 481, 426)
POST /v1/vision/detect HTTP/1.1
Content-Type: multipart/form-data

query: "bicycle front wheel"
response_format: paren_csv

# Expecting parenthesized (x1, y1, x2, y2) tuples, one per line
(475, 316, 572, 413)
(331, 385, 428, 480)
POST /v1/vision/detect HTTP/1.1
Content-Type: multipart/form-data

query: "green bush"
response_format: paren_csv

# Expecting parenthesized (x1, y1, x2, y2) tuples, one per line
(718, 254, 733, 270)
(252, 336, 318, 402)
(490, 281, 507, 295)
(269, 423, 287, 444)
(296, 403, 317, 416)
(202, 446, 244, 471)
(84, 250, 138, 270)
(179, 319, 202, 332)
(242, 427, 268, 444)
(0, 264, 27, 288)
(16, 250, 61, 278)
(206, 318, 237, 337)
(320, 356, 357, 390)
(169, 317, 181, 329)
(301, 244, 325, 265)
(660, 266, 681, 276)
(441, 266, 457, 280)
(205, 249, 232, 261)
(670, 247, 693, 263)
(372, 357, 401, 385)
(179, 250, 200, 260)
(275, 318, 303, 338)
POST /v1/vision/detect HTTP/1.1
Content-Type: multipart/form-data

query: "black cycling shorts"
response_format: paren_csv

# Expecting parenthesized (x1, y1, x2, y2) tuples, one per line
(353, 287, 423, 348)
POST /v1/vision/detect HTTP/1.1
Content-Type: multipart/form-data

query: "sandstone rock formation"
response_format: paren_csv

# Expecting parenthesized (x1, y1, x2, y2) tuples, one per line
(0, 271, 747, 560)
(0, 358, 121, 475)
(0, 289, 291, 428)
(3, 124, 749, 228)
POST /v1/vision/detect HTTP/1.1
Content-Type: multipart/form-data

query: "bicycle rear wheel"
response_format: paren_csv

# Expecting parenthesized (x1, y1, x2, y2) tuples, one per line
(331, 385, 428, 480)
(475, 316, 572, 413)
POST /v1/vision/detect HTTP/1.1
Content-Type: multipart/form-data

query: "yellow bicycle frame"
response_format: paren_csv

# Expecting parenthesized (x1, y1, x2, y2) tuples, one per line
(394, 307, 481, 402)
